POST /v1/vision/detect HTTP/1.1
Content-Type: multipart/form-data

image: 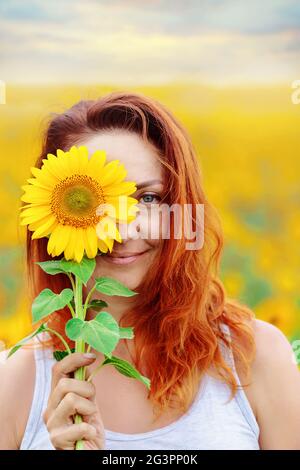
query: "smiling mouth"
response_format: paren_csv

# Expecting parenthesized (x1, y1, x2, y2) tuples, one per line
(102, 250, 150, 265)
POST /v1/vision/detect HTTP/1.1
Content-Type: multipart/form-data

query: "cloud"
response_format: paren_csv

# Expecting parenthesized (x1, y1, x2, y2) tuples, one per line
(0, 0, 299, 84)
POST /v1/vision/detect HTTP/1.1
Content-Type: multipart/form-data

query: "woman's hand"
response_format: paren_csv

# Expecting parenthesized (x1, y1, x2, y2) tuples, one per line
(43, 352, 106, 450)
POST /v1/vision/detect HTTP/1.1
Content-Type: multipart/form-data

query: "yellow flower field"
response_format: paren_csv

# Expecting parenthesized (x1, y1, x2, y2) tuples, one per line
(0, 83, 299, 352)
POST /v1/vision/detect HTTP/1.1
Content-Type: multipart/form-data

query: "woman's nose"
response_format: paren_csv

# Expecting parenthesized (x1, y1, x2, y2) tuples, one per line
(118, 218, 140, 242)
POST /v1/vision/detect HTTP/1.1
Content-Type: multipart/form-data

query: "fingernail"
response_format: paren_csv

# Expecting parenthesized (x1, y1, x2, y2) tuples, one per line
(83, 353, 96, 359)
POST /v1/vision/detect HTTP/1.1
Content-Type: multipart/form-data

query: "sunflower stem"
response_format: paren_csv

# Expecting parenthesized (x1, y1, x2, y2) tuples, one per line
(45, 327, 72, 354)
(67, 273, 76, 293)
(87, 361, 105, 383)
(83, 285, 96, 320)
(67, 302, 76, 318)
(74, 274, 86, 450)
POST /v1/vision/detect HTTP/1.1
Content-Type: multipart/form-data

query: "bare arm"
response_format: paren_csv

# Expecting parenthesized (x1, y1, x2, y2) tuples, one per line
(0, 347, 35, 450)
(252, 319, 300, 449)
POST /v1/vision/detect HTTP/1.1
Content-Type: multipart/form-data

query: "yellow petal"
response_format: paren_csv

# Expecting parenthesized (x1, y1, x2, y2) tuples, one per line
(31, 216, 57, 239)
(73, 228, 85, 263)
(67, 146, 82, 174)
(100, 163, 127, 186)
(98, 160, 121, 186)
(97, 238, 109, 253)
(26, 178, 52, 191)
(47, 225, 62, 256)
(19, 202, 52, 213)
(86, 150, 106, 177)
(41, 155, 67, 180)
(104, 181, 137, 196)
(28, 214, 55, 231)
(64, 227, 77, 261)
(83, 226, 98, 258)
(52, 225, 72, 257)
(77, 146, 89, 173)
(104, 237, 114, 253)
(20, 205, 52, 218)
(21, 185, 52, 204)
(20, 207, 53, 225)
(105, 196, 139, 222)
(30, 166, 58, 187)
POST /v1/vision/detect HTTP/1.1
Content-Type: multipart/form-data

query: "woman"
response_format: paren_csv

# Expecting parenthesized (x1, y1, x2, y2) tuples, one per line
(0, 92, 299, 450)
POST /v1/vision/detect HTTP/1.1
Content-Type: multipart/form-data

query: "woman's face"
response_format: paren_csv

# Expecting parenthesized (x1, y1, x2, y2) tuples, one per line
(80, 129, 164, 291)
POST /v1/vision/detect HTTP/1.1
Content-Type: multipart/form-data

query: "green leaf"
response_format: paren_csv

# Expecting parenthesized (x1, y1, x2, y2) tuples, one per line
(36, 256, 96, 285)
(60, 257, 96, 285)
(36, 260, 67, 276)
(53, 347, 75, 361)
(86, 299, 108, 311)
(65, 318, 83, 340)
(7, 323, 47, 358)
(65, 311, 120, 358)
(95, 276, 138, 297)
(102, 355, 151, 389)
(119, 326, 134, 339)
(32, 288, 74, 323)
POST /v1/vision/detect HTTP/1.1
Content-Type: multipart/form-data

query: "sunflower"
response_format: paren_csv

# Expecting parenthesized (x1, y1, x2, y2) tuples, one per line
(20, 145, 139, 263)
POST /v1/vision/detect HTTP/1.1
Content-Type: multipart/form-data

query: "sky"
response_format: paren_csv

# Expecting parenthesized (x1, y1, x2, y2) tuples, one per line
(0, 0, 299, 85)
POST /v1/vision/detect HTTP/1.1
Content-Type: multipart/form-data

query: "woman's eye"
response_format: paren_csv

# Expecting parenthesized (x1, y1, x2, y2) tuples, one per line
(139, 193, 161, 204)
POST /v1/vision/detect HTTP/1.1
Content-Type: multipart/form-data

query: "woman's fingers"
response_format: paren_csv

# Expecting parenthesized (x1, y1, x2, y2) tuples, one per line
(50, 353, 97, 394)
(43, 351, 106, 449)
(46, 393, 97, 429)
(49, 377, 96, 411)
(49, 422, 99, 450)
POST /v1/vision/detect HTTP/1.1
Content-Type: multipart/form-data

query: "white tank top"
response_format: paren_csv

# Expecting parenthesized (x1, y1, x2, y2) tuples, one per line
(19, 324, 260, 450)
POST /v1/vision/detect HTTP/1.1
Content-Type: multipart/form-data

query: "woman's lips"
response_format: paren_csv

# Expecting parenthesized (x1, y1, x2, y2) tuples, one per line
(102, 250, 149, 265)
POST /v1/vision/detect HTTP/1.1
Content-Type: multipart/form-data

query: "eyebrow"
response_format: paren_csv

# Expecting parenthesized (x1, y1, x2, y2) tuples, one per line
(135, 179, 163, 190)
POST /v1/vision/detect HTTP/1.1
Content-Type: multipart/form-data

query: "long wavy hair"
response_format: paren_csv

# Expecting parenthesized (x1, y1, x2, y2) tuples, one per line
(24, 91, 256, 419)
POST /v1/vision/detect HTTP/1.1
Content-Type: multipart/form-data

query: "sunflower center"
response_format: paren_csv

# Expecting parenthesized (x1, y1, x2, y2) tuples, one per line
(51, 175, 105, 228)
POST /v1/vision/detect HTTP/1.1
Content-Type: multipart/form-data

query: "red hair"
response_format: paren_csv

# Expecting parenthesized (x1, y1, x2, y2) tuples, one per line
(24, 91, 256, 419)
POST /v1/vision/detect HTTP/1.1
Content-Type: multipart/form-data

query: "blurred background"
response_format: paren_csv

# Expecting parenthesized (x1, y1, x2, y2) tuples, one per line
(0, 0, 299, 352)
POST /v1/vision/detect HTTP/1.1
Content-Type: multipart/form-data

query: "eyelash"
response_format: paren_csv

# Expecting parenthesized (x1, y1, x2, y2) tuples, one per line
(139, 193, 161, 204)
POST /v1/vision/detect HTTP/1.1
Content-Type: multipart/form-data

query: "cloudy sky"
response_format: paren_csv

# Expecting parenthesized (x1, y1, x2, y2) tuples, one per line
(0, 0, 299, 85)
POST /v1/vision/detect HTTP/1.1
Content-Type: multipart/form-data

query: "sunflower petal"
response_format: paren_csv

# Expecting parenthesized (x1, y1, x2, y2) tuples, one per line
(64, 227, 77, 261)
(47, 225, 62, 256)
(31, 216, 57, 239)
(104, 181, 137, 196)
(98, 160, 121, 186)
(100, 163, 127, 186)
(30, 166, 58, 187)
(86, 150, 106, 177)
(26, 178, 52, 191)
(20, 207, 53, 225)
(73, 228, 85, 263)
(52, 225, 72, 257)
(20, 205, 52, 219)
(105, 196, 139, 222)
(83, 226, 98, 258)
(97, 238, 109, 253)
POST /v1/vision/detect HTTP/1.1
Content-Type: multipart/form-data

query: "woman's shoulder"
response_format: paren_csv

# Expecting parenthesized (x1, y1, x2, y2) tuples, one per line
(0, 345, 36, 449)
(249, 318, 296, 376)
(232, 318, 295, 398)
(233, 318, 300, 449)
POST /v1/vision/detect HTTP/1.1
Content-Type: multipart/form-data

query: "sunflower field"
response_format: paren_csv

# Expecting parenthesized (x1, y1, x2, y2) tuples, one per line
(0, 83, 299, 355)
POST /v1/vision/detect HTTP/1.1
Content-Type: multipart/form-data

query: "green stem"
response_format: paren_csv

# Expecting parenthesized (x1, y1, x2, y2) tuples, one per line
(74, 275, 86, 451)
(67, 302, 76, 318)
(67, 273, 76, 293)
(45, 327, 72, 354)
(87, 361, 105, 383)
(82, 285, 96, 320)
